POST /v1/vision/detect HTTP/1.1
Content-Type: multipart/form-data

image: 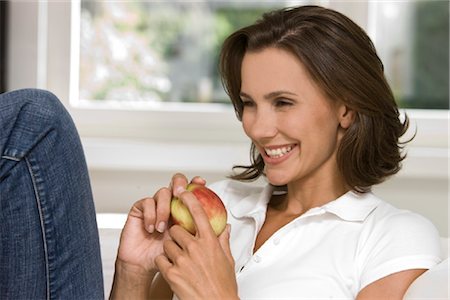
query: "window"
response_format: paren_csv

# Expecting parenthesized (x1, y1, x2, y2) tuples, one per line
(368, 1, 449, 109)
(72, 1, 290, 111)
(76, 1, 283, 107)
(7, 1, 447, 146)
(73, 0, 449, 110)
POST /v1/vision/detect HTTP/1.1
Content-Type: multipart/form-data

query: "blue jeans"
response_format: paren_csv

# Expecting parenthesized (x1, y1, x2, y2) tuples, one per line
(0, 89, 104, 299)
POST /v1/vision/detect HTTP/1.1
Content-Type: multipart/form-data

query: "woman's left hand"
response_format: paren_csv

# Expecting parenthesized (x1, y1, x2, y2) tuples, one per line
(155, 190, 239, 300)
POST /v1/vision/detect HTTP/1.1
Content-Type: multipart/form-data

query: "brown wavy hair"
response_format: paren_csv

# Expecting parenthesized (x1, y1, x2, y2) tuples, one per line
(219, 5, 411, 193)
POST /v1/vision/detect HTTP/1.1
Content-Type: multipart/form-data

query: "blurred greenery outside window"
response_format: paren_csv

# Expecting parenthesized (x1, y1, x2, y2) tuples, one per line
(78, 1, 449, 109)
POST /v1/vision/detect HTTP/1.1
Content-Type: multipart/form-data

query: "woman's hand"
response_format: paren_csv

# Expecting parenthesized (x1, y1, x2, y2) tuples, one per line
(115, 188, 172, 273)
(117, 174, 206, 271)
(155, 190, 238, 300)
(110, 174, 206, 299)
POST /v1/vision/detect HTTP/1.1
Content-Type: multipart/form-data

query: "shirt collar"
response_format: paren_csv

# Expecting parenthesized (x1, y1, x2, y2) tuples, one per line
(229, 184, 273, 219)
(228, 183, 380, 222)
(323, 191, 380, 221)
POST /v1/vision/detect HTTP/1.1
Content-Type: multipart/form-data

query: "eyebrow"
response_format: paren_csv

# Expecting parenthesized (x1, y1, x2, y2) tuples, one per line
(239, 90, 298, 100)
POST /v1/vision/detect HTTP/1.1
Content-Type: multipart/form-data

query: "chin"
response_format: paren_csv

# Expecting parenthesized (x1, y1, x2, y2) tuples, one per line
(265, 173, 290, 187)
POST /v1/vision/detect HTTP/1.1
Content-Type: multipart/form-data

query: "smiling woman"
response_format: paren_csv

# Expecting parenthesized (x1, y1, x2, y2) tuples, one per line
(223, 18, 409, 193)
(238, 48, 351, 189)
(109, 5, 443, 300)
(2, 1, 448, 298)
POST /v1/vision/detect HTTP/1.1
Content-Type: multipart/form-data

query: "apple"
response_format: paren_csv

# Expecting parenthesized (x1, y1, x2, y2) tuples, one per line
(170, 184, 227, 236)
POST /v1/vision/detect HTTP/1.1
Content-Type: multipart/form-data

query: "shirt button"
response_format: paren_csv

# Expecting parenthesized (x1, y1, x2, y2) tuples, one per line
(253, 255, 262, 263)
(273, 238, 280, 245)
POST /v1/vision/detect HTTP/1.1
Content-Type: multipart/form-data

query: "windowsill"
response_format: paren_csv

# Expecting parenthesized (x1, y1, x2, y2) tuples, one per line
(80, 108, 448, 179)
(81, 137, 448, 180)
(81, 137, 251, 173)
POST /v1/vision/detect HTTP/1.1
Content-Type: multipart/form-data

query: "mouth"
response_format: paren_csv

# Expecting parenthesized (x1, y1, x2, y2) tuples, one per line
(263, 144, 297, 159)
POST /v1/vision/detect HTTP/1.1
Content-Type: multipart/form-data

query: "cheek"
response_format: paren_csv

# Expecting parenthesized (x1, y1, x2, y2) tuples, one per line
(299, 112, 340, 147)
(313, 124, 341, 153)
(312, 107, 341, 133)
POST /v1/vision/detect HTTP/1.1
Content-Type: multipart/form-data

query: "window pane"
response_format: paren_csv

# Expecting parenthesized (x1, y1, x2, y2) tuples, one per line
(77, 1, 449, 109)
(370, 0, 449, 109)
(79, 1, 284, 104)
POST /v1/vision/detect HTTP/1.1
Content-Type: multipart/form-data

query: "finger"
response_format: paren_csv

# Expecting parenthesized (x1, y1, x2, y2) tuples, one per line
(179, 190, 215, 238)
(168, 224, 196, 250)
(169, 173, 189, 196)
(190, 176, 206, 186)
(162, 239, 183, 264)
(155, 254, 173, 275)
(154, 187, 172, 233)
(130, 197, 157, 233)
(218, 224, 234, 265)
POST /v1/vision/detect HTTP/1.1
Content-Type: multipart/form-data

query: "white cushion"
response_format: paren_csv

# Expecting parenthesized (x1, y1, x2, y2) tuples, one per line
(404, 258, 449, 299)
(404, 237, 449, 299)
(97, 214, 127, 297)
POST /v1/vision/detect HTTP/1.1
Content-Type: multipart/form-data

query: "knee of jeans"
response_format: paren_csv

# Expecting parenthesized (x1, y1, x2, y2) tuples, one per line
(19, 89, 77, 134)
(24, 89, 69, 121)
(1, 89, 80, 160)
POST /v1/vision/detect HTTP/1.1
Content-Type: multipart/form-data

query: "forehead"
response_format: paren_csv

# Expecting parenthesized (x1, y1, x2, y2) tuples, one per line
(240, 47, 320, 97)
(241, 47, 304, 78)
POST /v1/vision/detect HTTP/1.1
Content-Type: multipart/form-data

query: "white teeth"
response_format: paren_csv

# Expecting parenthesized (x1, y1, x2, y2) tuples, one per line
(264, 146, 293, 158)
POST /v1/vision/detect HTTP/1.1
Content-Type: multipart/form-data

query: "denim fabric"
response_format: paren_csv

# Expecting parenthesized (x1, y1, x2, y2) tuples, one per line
(0, 89, 104, 299)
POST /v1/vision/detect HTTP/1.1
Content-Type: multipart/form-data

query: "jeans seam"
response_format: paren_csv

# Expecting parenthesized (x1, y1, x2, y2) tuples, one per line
(1, 155, 20, 161)
(25, 157, 50, 300)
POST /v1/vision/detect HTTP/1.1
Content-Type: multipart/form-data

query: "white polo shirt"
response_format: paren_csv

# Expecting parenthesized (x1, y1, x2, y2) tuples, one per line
(209, 180, 442, 299)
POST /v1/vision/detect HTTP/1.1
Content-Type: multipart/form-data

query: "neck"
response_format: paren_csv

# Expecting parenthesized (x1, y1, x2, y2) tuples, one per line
(271, 175, 349, 216)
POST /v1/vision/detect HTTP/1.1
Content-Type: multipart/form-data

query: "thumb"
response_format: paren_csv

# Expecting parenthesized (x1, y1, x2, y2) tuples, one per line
(218, 224, 234, 265)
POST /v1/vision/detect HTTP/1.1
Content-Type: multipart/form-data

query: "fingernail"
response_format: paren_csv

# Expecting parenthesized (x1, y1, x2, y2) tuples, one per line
(175, 186, 185, 196)
(147, 225, 155, 233)
(195, 176, 206, 182)
(157, 221, 166, 233)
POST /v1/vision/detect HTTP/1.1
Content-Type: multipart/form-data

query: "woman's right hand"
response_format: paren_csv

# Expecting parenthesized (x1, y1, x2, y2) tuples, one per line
(110, 174, 207, 299)
(115, 173, 206, 274)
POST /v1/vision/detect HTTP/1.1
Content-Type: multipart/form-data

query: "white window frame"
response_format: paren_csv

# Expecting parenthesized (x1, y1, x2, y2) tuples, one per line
(65, 1, 244, 143)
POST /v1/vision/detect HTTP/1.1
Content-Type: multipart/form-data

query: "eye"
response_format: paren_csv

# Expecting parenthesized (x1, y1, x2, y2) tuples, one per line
(241, 99, 255, 108)
(274, 98, 293, 108)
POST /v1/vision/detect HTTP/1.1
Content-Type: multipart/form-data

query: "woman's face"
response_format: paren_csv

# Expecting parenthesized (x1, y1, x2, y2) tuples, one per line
(240, 47, 349, 187)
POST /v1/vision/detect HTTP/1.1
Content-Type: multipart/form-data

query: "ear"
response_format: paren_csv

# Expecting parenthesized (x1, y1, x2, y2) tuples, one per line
(337, 103, 355, 129)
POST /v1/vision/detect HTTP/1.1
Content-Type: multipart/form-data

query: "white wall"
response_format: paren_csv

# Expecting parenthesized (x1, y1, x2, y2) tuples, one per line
(6, 1, 449, 237)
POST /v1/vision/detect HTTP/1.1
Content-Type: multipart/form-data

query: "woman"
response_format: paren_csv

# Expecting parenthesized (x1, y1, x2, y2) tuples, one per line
(110, 5, 442, 299)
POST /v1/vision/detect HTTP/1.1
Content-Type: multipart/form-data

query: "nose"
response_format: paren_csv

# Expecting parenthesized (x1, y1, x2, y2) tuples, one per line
(244, 107, 278, 141)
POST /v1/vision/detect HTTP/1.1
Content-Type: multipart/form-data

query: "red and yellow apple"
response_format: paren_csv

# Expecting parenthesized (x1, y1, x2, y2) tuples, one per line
(170, 184, 227, 236)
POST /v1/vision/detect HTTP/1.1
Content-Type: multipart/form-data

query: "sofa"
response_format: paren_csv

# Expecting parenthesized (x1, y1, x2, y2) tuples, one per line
(97, 214, 449, 298)
(404, 237, 449, 299)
